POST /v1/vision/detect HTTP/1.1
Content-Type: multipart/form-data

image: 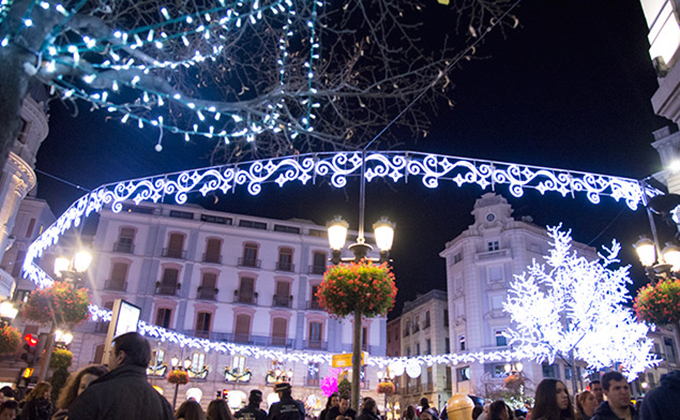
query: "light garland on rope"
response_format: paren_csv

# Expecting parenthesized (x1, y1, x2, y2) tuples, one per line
(3, 0, 323, 146)
(22, 151, 661, 369)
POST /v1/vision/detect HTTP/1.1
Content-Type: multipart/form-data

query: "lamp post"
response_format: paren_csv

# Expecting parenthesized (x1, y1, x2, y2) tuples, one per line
(377, 369, 396, 419)
(170, 356, 192, 409)
(37, 249, 92, 381)
(53, 330, 73, 349)
(0, 301, 18, 327)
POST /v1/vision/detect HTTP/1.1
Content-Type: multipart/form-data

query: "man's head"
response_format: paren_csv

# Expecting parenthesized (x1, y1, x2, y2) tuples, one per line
(275, 382, 292, 399)
(339, 396, 350, 412)
(589, 380, 603, 403)
(249, 389, 263, 405)
(111, 332, 151, 369)
(362, 398, 377, 414)
(420, 398, 430, 409)
(0, 400, 18, 420)
(601, 372, 630, 411)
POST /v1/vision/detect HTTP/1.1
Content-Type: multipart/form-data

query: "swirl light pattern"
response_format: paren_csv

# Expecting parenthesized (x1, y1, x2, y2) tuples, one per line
(22, 151, 661, 370)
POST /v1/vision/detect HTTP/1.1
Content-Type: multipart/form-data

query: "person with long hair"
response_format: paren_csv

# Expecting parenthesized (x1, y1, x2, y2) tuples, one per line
(318, 394, 339, 420)
(402, 406, 417, 420)
(574, 391, 597, 420)
(207, 399, 235, 420)
(488, 401, 510, 420)
(52, 365, 108, 420)
(532, 379, 574, 420)
(175, 400, 206, 420)
(21, 382, 52, 420)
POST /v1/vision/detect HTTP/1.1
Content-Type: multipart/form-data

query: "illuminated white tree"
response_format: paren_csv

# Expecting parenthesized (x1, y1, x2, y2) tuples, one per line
(504, 226, 657, 381)
(0, 0, 518, 168)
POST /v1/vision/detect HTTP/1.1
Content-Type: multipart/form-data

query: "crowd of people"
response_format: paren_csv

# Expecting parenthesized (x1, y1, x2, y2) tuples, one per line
(0, 333, 677, 420)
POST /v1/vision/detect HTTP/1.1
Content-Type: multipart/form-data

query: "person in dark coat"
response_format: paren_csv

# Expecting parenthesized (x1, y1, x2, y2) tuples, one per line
(590, 372, 638, 420)
(356, 398, 379, 420)
(267, 383, 305, 420)
(639, 370, 680, 420)
(327, 396, 356, 420)
(236, 390, 268, 420)
(318, 394, 339, 420)
(68, 332, 175, 420)
(21, 382, 52, 420)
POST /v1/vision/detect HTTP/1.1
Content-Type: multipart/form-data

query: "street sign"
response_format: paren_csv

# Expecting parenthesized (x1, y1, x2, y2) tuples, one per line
(331, 352, 367, 368)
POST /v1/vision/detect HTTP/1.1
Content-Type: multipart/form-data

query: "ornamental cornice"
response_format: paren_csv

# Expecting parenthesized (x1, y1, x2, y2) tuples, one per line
(7, 152, 36, 192)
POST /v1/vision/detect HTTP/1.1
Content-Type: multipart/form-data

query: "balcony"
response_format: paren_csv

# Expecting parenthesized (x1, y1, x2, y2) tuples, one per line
(425, 382, 434, 391)
(308, 265, 326, 275)
(113, 242, 135, 254)
(424, 320, 431, 329)
(276, 261, 295, 272)
(272, 294, 293, 308)
(197, 287, 218, 300)
(238, 257, 261, 268)
(234, 290, 258, 305)
(162, 248, 186, 259)
(403, 329, 410, 337)
(304, 340, 328, 350)
(306, 300, 322, 310)
(305, 378, 320, 387)
(202, 253, 222, 264)
(412, 325, 420, 333)
(210, 332, 292, 347)
(476, 248, 510, 262)
(156, 282, 180, 296)
(195, 329, 210, 339)
(104, 280, 128, 292)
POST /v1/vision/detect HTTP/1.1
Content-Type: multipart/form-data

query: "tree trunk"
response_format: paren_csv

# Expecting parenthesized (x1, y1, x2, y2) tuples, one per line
(352, 308, 362, 412)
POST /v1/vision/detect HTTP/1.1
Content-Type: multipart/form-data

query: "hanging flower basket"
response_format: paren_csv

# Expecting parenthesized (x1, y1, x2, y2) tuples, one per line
(377, 381, 395, 395)
(0, 325, 21, 355)
(23, 282, 90, 326)
(634, 278, 680, 326)
(168, 369, 190, 385)
(50, 347, 73, 370)
(504, 374, 525, 392)
(316, 260, 397, 319)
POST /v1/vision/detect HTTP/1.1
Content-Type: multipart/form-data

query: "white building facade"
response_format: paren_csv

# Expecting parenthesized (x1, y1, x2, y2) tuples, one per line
(56, 202, 386, 410)
(439, 193, 594, 397)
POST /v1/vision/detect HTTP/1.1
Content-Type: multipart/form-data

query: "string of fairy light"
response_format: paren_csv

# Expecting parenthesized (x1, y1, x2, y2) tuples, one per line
(2, 0, 322, 148)
(21, 151, 660, 377)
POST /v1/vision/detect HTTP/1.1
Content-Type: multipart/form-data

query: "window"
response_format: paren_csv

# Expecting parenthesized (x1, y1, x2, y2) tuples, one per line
(121, 204, 154, 214)
(234, 314, 252, 343)
(308, 322, 323, 348)
(487, 240, 500, 251)
(198, 272, 218, 300)
(446, 367, 452, 389)
(456, 366, 470, 382)
(453, 252, 463, 264)
(459, 335, 466, 351)
(115, 227, 136, 253)
(191, 352, 206, 370)
(413, 316, 420, 332)
(195, 312, 212, 338)
(424, 311, 431, 328)
(362, 327, 369, 351)
(415, 343, 420, 355)
(445, 338, 450, 354)
(444, 310, 449, 327)
(107, 262, 129, 291)
(664, 338, 677, 363)
(239, 219, 267, 230)
(307, 362, 320, 386)
(237, 277, 255, 303)
(311, 252, 326, 274)
(542, 363, 555, 378)
(274, 224, 301, 234)
(241, 243, 259, 268)
(277, 248, 294, 271)
(204, 238, 222, 263)
(158, 268, 179, 295)
(491, 294, 504, 309)
(485, 364, 506, 378)
(309, 284, 321, 309)
(274, 281, 291, 307)
(169, 210, 194, 219)
(495, 330, 507, 347)
(165, 233, 185, 259)
(201, 214, 232, 225)
(403, 319, 410, 337)
(426, 339, 431, 355)
(309, 229, 326, 237)
(25, 218, 36, 238)
(155, 308, 172, 328)
(427, 367, 433, 386)
(12, 251, 25, 277)
(232, 355, 246, 374)
(565, 366, 572, 380)
(271, 318, 288, 346)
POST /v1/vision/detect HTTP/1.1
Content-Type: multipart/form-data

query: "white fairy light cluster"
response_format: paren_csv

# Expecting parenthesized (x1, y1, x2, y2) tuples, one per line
(504, 226, 658, 380)
(3, 0, 327, 146)
(20, 152, 661, 373)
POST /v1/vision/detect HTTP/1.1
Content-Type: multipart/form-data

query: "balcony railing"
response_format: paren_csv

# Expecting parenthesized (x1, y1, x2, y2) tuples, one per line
(104, 280, 128, 291)
(273, 294, 293, 308)
(197, 287, 218, 300)
(308, 265, 326, 275)
(276, 261, 295, 272)
(210, 332, 292, 347)
(113, 242, 135, 254)
(238, 257, 261, 268)
(304, 340, 327, 350)
(156, 282, 180, 296)
(403, 329, 410, 337)
(306, 300, 322, 310)
(162, 248, 186, 259)
(202, 253, 222, 264)
(305, 378, 320, 387)
(195, 329, 210, 339)
(234, 291, 258, 305)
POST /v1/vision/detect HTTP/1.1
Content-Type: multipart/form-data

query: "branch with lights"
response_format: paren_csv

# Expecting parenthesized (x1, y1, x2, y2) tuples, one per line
(19, 152, 662, 372)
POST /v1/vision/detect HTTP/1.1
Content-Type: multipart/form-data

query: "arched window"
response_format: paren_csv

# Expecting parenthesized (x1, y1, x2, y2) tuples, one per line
(195, 311, 212, 338)
(277, 248, 294, 271)
(241, 243, 259, 268)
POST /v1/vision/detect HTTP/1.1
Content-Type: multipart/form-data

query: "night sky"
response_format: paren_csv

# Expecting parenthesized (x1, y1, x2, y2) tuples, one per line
(33, 0, 673, 317)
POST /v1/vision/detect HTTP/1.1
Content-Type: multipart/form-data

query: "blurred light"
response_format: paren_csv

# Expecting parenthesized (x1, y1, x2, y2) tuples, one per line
(327, 216, 348, 251)
(634, 236, 656, 268)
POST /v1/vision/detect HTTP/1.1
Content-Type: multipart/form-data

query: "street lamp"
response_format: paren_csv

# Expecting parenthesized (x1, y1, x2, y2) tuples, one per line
(634, 192, 680, 280)
(327, 216, 395, 264)
(0, 301, 18, 327)
(54, 330, 73, 349)
(170, 356, 193, 409)
(504, 361, 523, 375)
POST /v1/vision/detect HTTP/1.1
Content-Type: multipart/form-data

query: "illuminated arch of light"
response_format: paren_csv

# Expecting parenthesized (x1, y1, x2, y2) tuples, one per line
(22, 150, 661, 369)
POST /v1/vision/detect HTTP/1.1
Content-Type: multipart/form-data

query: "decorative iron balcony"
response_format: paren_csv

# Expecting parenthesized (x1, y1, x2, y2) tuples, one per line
(234, 290, 258, 305)
(308, 265, 326, 275)
(104, 280, 128, 292)
(197, 287, 218, 300)
(306, 300, 322, 310)
(276, 261, 295, 272)
(304, 340, 327, 350)
(113, 242, 135, 254)
(202, 253, 222, 264)
(156, 282, 180, 296)
(162, 248, 186, 259)
(272, 294, 293, 308)
(238, 257, 261, 268)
